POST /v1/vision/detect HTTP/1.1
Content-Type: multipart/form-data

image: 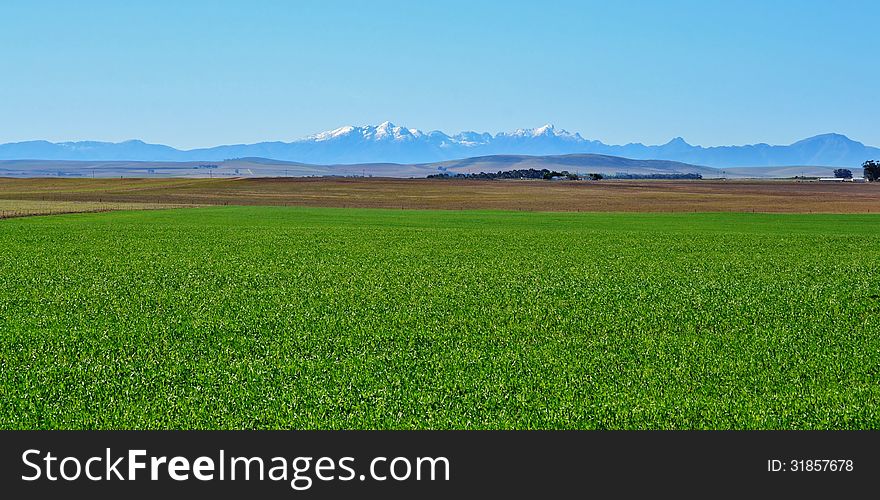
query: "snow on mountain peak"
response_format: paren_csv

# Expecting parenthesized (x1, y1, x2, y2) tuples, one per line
(372, 121, 424, 141)
(375, 121, 394, 132)
(503, 123, 581, 139)
(304, 122, 589, 146)
(533, 124, 556, 136)
(310, 125, 357, 141)
(307, 122, 426, 142)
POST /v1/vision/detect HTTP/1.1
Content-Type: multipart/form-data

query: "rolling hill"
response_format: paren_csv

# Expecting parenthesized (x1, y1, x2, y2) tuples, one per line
(0, 153, 848, 179)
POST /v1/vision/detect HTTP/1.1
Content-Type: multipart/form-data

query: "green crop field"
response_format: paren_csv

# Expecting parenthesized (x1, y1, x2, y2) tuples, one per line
(1, 207, 878, 429)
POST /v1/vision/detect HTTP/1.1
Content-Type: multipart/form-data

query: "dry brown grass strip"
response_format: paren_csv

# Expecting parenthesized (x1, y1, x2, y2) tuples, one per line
(0, 199, 199, 219)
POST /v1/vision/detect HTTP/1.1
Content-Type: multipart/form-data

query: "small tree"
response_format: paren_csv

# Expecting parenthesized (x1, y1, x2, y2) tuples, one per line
(864, 160, 880, 182)
(833, 168, 853, 179)
(588, 173, 603, 180)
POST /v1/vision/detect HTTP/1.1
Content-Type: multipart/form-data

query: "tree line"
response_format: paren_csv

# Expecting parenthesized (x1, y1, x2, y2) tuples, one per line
(427, 169, 701, 180)
(428, 169, 584, 180)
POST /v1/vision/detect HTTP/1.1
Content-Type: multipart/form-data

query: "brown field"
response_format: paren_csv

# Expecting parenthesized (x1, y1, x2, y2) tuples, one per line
(1, 177, 879, 214)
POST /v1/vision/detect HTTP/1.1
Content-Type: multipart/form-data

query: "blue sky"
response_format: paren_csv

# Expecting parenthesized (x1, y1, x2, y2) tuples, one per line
(1, 0, 877, 149)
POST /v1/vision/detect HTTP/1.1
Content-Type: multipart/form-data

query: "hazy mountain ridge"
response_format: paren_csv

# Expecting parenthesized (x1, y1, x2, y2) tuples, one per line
(1, 123, 877, 168)
(0, 153, 843, 179)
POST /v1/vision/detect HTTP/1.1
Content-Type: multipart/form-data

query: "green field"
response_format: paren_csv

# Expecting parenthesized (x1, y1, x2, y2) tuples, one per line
(1, 207, 878, 429)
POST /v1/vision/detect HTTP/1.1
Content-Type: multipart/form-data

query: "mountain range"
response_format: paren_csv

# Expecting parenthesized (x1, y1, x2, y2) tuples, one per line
(1, 122, 877, 168)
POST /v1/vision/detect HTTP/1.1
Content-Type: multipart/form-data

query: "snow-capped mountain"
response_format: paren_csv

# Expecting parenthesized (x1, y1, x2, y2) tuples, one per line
(309, 122, 425, 142)
(0, 123, 877, 167)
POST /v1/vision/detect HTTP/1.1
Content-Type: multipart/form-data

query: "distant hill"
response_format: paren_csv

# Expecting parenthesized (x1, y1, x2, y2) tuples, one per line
(429, 154, 719, 176)
(0, 123, 877, 168)
(0, 153, 836, 179)
(0, 157, 456, 178)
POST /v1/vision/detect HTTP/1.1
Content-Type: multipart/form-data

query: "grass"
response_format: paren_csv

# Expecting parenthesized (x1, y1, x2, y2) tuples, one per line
(1, 206, 878, 429)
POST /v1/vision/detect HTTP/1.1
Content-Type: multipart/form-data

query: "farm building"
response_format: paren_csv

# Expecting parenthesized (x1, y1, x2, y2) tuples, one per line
(819, 177, 867, 183)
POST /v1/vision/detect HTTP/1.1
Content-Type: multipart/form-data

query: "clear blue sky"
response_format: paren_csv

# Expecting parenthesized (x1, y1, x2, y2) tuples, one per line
(1, 0, 877, 149)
